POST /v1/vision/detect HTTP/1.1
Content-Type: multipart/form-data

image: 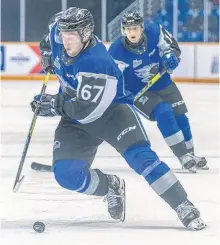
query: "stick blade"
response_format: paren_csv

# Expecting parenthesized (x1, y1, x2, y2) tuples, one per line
(31, 162, 53, 172)
(13, 175, 25, 193)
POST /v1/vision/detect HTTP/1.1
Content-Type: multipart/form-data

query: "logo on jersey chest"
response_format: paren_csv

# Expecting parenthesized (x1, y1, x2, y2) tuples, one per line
(133, 59, 142, 68)
(134, 63, 159, 83)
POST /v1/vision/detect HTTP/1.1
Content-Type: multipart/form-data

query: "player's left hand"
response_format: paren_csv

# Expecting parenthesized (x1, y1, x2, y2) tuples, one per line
(30, 94, 59, 117)
(162, 52, 179, 72)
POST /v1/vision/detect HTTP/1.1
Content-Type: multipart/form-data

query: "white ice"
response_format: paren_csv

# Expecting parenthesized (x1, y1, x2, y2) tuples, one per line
(0, 81, 219, 245)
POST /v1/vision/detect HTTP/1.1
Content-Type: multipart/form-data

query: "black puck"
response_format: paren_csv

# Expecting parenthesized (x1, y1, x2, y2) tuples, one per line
(33, 221, 45, 233)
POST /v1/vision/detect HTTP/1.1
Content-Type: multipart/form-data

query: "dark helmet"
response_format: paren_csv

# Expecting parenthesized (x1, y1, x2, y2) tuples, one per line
(121, 11, 144, 34)
(57, 7, 94, 42)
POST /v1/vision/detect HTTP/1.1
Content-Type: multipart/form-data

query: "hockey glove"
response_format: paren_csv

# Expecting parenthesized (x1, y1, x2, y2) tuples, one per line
(41, 51, 55, 74)
(162, 52, 179, 73)
(30, 94, 59, 117)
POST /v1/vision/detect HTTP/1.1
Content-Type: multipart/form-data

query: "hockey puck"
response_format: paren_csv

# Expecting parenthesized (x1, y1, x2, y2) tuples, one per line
(33, 221, 45, 233)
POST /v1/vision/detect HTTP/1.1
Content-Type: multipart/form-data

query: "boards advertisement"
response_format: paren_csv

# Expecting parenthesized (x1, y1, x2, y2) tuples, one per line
(0, 42, 219, 83)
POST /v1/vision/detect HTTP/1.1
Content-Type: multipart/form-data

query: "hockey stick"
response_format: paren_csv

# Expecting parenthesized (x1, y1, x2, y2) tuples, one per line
(134, 70, 166, 101)
(31, 70, 168, 173)
(31, 162, 53, 172)
(13, 73, 50, 192)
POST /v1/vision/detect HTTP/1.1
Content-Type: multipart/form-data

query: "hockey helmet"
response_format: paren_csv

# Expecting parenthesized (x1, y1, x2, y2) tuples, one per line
(57, 7, 94, 43)
(121, 11, 144, 35)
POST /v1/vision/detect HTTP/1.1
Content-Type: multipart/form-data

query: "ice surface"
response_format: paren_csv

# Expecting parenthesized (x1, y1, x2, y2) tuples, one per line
(1, 82, 219, 245)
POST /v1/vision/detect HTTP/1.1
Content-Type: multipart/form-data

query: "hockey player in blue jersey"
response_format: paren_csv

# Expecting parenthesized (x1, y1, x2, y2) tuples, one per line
(30, 7, 206, 230)
(108, 11, 208, 173)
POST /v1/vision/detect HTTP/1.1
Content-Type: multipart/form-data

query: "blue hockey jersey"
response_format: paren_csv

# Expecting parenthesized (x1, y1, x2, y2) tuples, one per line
(108, 21, 181, 96)
(45, 20, 133, 124)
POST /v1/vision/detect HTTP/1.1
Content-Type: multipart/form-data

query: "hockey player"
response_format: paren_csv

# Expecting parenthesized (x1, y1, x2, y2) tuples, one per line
(108, 11, 208, 173)
(31, 7, 206, 230)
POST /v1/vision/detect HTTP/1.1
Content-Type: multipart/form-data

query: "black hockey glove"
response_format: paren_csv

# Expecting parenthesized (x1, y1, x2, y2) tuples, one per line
(41, 50, 55, 74)
(30, 94, 59, 117)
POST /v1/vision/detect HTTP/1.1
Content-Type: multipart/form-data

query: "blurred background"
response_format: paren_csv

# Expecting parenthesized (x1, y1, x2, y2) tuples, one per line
(0, 0, 219, 81)
(1, 0, 219, 42)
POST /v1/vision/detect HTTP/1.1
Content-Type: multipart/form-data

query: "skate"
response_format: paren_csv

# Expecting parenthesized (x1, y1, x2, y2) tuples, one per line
(179, 153, 197, 173)
(193, 155, 209, 170)
(104, 175, 126, 221)
(175, 200, 207, 230)
(188, 150, 209, 170)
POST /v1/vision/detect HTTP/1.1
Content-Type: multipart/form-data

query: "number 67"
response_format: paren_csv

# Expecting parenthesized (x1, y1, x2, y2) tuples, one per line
(80, 84, 105, 103)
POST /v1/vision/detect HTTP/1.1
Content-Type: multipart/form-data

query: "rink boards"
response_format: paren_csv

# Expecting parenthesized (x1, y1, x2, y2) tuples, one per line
(0, 42, 219, 83)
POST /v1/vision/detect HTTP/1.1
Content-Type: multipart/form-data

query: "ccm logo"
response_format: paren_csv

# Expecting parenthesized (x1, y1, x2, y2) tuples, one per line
(172, 100, 184, 107)
(117, 125, 137, 141)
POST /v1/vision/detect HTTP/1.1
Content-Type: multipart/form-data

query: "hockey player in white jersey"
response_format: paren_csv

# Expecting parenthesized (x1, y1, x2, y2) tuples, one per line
(108, 11, 208, 173)
(30, 7, 206, 230)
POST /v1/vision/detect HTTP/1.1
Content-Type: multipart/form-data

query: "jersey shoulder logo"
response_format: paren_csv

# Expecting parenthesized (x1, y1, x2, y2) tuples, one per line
(114, 59, 130, 72)
(54, 56, 60, 69)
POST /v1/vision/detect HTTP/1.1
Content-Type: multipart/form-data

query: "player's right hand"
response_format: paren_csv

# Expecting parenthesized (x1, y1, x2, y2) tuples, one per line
(30, 94, 59, 117)
(41, 50, 55, 74)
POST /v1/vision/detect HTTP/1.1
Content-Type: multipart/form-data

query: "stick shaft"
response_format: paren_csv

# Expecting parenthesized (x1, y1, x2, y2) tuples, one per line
(13, 73, 50, 192)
